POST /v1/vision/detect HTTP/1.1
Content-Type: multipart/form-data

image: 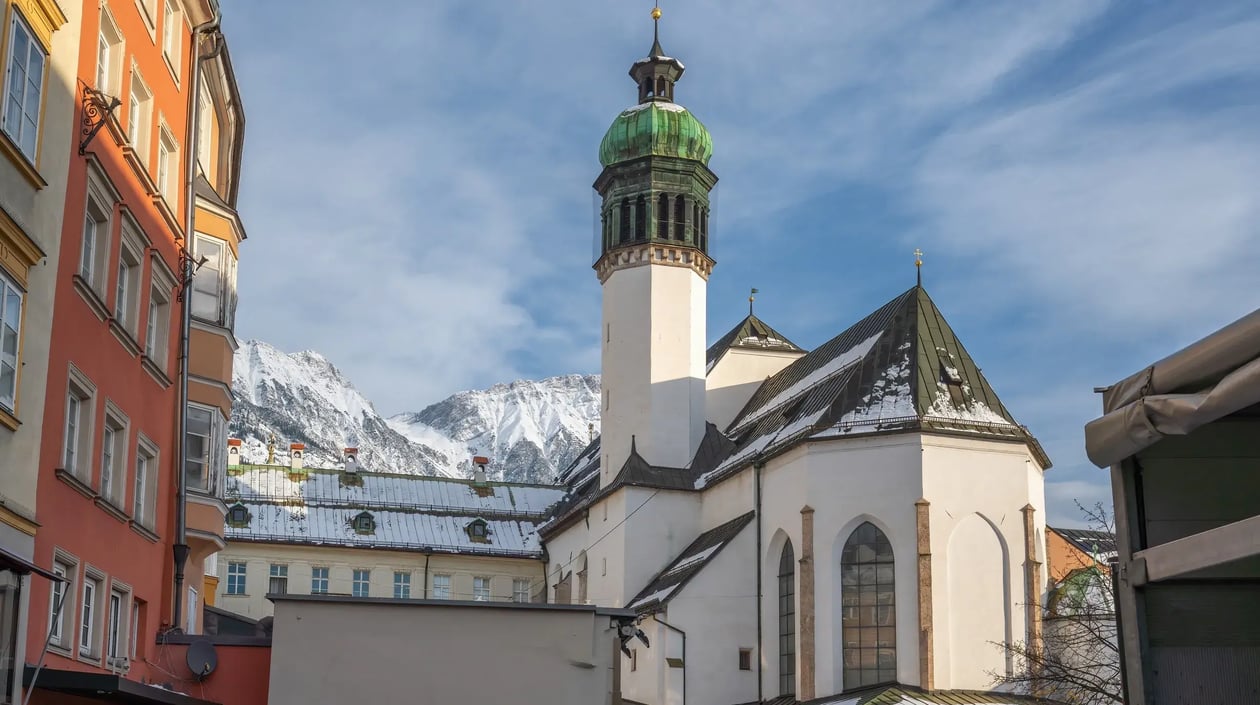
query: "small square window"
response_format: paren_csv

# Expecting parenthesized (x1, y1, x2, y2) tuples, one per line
(226, 504, 250, 528)
(226, 562, 246, 595)
(269, 564, 288, 595)
(432, 574, 450, 599)
(311, 567, 329, 594)
(351, 512, 375, 534)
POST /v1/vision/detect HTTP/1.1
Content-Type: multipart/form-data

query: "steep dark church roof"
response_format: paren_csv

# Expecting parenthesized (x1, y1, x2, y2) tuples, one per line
(707, 313, 806, 371)
(698, 286, 1050, 487)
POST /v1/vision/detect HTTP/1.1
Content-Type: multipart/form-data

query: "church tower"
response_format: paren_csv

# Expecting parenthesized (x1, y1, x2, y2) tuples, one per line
(595, 8, 717, 485)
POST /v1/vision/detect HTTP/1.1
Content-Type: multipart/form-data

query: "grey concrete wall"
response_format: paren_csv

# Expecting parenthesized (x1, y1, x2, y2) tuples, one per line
(268, 597, 625, 705)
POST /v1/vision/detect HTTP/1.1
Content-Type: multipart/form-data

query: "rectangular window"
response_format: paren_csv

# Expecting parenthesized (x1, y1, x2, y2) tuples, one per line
(126, 70, 152, 164)
(96, 9, 123, 95)
(185, 587, 196, 633)
(512, 579, 530, 604)
(99, 410, 125, 505)
(114, 233, 143, 336)
(311, 567, 329, 594)
(80, 575, 100, 657)
(432, 574, 450, 600)
(145, 283, 170, 364)
(133, 442, 152, 527)
(185, 404, 225, 495)
(156, 125, 177, 204)
(226, 562, 246, 595)
(191, 235, 237, 326)
(63, 373, 94, 479)
(268, 564, 288, 595)
(393, 572, 410, 599)
(161, 2, 180, 76)
(0, 272, 22, 413)
(630, 648, 637, 672)
(739, 648, 752, 671)
(106, 590, 124, 659)
(79, 198, 111, 291)
(129, 600, 142, 659)
(48, 560, 74, 649)
(473, 576, 490, 602)
(1, 11, 46, 160)
(352, 569, 370, 598)
(196, 82, 212, 173)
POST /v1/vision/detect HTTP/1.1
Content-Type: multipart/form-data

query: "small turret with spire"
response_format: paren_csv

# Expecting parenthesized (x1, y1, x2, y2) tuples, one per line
(631, 6, 685, 104)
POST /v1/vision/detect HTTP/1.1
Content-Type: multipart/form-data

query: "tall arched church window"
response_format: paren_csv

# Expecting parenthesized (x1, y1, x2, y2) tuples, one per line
(779, 541, 796, 696)
(619, 199, 631, 244)
(657, 194, 669, 239)
(635, 196, 647, 240)
(674, 195, 686, 241)
(840, 522, 896, 689)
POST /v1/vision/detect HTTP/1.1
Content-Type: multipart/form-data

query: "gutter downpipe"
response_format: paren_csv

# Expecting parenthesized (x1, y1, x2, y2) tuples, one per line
(422, 553, 431, 598)
(172, 6, 223, 632)
(753, 455, 765, 702)
(655, 616, 686, 705)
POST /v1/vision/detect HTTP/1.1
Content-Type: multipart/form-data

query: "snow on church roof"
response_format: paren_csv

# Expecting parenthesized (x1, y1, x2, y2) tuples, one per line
(224, 466, 568, 558)
(628, 511, 754, 613)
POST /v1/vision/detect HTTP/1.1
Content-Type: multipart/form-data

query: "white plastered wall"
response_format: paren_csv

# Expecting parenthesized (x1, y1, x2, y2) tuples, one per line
(706, 347, 804, 431)
(601, 264, 707, 481)
(921, 434, 1046, 691)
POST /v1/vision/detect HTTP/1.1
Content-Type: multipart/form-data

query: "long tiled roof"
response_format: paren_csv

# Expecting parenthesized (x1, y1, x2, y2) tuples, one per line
(224, 466, 568, 558)
(628, 511, 754, 613)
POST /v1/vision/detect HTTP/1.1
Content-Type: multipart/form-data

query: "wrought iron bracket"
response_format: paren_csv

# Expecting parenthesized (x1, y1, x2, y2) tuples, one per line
(79, 85, 121, 156)
(175, 250, 206, 303)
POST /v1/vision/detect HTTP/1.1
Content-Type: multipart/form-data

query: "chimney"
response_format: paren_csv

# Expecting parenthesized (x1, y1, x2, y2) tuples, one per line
(227, 438, 242, 470)
(289, 444, 305, 472)
(344, 447, 359, 473)
(472, 456, 489, 485)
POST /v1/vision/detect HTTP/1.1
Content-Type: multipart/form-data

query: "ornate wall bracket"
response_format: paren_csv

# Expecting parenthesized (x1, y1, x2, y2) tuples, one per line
(79, 85, 121, 156)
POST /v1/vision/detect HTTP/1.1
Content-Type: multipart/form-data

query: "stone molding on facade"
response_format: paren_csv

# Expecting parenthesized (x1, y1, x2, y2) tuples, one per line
(915, 497, 934, 690)
(595, 242, 714, 284)
(798, 505, 816, 700)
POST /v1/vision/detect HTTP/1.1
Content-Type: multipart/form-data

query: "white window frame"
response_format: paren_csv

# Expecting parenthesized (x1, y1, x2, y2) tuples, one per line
(352, 569, 370, 598)
(392, 571, 410, 599)
(63, 367, 96, 480)
(80, 177, 115, 296)
(129, 601, 140, 659)
(49, 554, 78, 651)
(473, 576, 491, 602)
(1, 10, 47, 161)
(196, 79, 213, 174)
(99, 403, 128, 506)
(134, 0, 159, 34)
(133, 435, 158, 528)
(96, 7, 124, 95)
(126, 66, 152, 165)
(114, 213, 147, 338)
(310, 567, 329, 594)
(106, 585, 129, 661)
(161, 1, 181, 80)
(156, 121, 178, 204)
(144, 263, 175, 368)
(512, 578, 530, 604)
(0, 271, 22, 414)
(185, 402, 225, 495)
(268, 564, 288, 595)
(185, 586, 197, 633)
(432, 574, 451, 600)
(79, 569, 104, 659)
(191, 234, 237, 327)
(225, 562, 246, 595)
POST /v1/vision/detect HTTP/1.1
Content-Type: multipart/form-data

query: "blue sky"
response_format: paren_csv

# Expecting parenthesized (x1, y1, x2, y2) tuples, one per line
(222, 1, 1260, 526)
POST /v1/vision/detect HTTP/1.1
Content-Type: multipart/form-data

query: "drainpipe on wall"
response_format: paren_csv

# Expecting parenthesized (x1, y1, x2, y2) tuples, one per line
(753, 457, 765, 702)
(172, 7, 224, 632)
(422, 553, 431, 598)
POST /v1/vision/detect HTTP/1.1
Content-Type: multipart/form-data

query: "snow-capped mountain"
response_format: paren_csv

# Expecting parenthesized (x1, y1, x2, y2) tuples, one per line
(229, 340, 600, 483)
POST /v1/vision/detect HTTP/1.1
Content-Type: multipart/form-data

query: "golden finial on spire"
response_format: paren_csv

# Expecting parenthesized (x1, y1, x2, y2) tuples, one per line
(914, 248, 924, 286)
(652, 5, 662, 20)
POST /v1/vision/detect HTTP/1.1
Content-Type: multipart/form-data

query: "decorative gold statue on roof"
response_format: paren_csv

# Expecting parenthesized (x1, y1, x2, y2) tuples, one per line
(266, 433, 276, 465)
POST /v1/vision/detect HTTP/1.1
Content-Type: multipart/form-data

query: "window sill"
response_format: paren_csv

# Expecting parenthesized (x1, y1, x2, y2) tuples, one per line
(54, 468, 97, 500)
(47, 643, 72, 658)
(164, 53, 181, 89)
(93, 497, 130, 523)
(0, 130, 46, 189)
(121, 146, 158, 197)
(107, 319, 142, 357)
(129, 520, 159, 543)
(152, 194, 182, 239)
(72, 275, 110, 322)
(140, 354, 172, 388)
(77, 652, 103, 667)
(0, 406, 19, 431)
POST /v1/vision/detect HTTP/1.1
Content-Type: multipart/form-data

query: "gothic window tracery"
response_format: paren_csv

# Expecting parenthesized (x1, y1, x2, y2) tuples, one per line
(840, 522, 896, 689)
(779, 541, 796, 696)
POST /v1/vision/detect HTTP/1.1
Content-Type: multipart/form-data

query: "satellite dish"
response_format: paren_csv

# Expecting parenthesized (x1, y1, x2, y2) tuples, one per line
(186, 639, 218, 680)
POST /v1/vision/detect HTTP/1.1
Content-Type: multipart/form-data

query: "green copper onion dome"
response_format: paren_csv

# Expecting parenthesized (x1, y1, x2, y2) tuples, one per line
(599, 102, 713, 167)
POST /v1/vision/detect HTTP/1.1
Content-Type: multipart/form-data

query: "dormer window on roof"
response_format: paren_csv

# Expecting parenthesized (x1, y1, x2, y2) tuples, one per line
(226, 503, 251, 528)
(466, 518, 490, 543)
(351, 511, 376, 535)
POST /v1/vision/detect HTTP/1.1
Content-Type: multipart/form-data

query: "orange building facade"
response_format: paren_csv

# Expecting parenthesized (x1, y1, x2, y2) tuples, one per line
(11, 0, 249, 703)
